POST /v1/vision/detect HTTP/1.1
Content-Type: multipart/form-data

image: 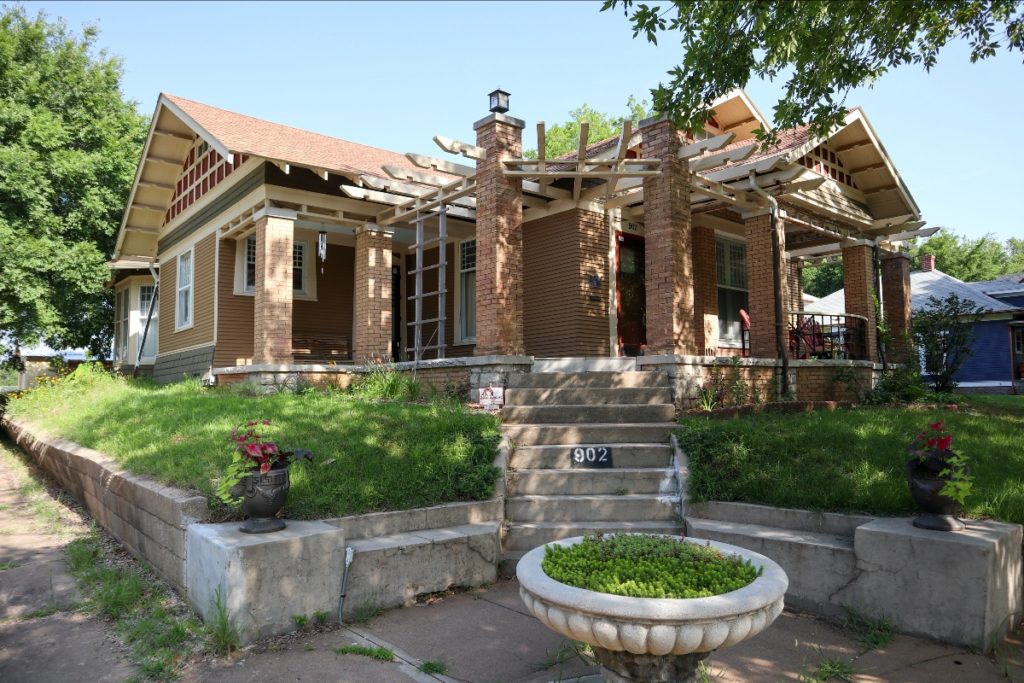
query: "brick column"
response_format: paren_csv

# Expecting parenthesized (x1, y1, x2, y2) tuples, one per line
(881, 252, 912, 362)
(744, 212, 787, 358)
(253, 212, 295, 365)
(353, 225, 393, 361)
(640, 119, 695, 356)
(787, 259, 803, 314)
(842, 242, 878, 362)
(692, 224, 718, 355)
(473, 112, 525, 356)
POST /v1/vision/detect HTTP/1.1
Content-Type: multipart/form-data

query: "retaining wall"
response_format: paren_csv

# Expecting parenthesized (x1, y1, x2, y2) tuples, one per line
(4, 418, 210, 592)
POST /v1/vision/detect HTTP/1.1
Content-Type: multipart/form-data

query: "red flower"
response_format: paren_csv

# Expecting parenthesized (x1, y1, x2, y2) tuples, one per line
(244, 443, 262, 458)
(929, 421, 944, 432)
(260, 461, 271, 474)
(937, 435, 953, 451)
(927, 438, 936, 448)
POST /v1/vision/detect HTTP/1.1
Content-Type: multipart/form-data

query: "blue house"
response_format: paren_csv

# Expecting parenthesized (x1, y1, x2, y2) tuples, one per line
(815, 259, 1023, 393)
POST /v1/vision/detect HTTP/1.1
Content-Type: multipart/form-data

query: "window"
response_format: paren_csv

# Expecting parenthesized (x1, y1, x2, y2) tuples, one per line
(240, 236, 309, 296)
(114, 289, 129, 361)
(139, 285, 158, 358)
(459, 239, 476, 341)
(176, 249, 193, 329)
(716, 238, 748, 343)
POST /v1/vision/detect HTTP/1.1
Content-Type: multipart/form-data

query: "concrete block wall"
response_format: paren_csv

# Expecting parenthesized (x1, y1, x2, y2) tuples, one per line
(4, 419, 210, 592)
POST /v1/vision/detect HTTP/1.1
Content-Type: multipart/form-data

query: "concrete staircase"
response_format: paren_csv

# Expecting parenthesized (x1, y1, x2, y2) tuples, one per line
(500, 369, 682, 574)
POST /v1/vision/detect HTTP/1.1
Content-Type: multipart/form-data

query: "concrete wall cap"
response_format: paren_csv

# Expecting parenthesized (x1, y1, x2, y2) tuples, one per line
(473, 112, 526, 131)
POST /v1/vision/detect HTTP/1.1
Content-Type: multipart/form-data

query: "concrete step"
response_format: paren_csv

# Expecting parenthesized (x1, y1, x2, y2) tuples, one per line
(508, 468, 676, 495)
(342, 522, 500, 620)
(686, 501, 874, 537)
(502, 423, 677, 446)
(503, 520, 684, 552)
(504, 386, 674, 406)
(510, 443, 674, 469)
(506, 371, 670, 389)
(502, 404, 676, 425)
(684, 517, 856, 615)
(499, 550, 529, 578)
(506, 494, 680, 523)
(532, 358, 638, 373)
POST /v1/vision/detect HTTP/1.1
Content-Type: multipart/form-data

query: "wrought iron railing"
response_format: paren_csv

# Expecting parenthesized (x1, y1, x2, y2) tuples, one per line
(787, 312, 868, 361)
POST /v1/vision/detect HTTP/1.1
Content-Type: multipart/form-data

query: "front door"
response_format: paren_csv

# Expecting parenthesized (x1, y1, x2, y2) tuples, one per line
(616, 232, 646, 356)
(391, 264, 402, 361)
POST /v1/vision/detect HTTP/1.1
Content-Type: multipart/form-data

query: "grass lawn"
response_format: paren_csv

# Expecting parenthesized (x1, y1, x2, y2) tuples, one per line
(677, 394, 1024, 525)
(4, 366, 501, 519)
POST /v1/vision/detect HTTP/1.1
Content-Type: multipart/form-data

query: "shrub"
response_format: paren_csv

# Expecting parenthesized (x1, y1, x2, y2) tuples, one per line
(351, 362, 420, 401)
(912, 293, 984, 393)
(863, 365, 928, 405)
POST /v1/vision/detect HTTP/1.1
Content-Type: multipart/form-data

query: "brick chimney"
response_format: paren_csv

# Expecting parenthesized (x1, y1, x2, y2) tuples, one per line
(921, 253, 936, 272)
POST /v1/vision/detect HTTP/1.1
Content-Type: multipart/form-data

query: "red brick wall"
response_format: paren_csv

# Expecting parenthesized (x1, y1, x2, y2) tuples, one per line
(796, 365, 872, 402)
(692, 224, 718, 355)
(353, 228, 393, 361)
(641, 120, 695, 355)
(881, 253, 912, 362)
(842, 244, 878, 361)
(474, 116, 524, 356)
(744, 214, 781, 358)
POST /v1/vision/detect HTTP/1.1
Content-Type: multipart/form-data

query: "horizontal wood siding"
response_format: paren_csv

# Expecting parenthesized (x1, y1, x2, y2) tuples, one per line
(294, 243, 355, 345)
(159, 233, 215, 355)
(524, 209, 609, 357)
(214, 238, 254, 367)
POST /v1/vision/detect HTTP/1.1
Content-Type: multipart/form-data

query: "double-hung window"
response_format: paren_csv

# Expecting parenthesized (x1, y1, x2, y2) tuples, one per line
(139, 285, 158, 358)
(176, 249, 193, 329)
(241, 236, 308, 296)
(716, 237, 748, 343)
(459, 239, 476, 342)
(114, 289, 129, 360)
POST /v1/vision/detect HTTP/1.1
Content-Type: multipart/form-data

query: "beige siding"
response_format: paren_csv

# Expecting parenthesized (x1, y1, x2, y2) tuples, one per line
(294, 243, 356, 348)
(159, 233, 215, 355)
(214, 239, 254, 367)
(523, 209, 610, 357)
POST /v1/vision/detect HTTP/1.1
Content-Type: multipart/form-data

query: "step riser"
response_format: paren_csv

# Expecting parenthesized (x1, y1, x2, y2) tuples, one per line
(504, 523, 684, 551)
(506, 497, 680, 523)
(504, 387, 674, 406)
(506, 372, 669, 389)
(503, 424, 675, 446)
(531, 358, 637, 373)
(508, 470, 676, 496)
(502, 405, 675, 424)
(510, 445, 673, 469)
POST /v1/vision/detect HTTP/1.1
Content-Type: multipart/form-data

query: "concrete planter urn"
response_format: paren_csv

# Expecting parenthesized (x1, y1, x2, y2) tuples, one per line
(235, 466, 290, 534)
(517, 536, 788, 682)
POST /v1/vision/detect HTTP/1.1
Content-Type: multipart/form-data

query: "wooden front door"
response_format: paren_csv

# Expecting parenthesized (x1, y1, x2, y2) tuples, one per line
(616, 232, 646, 356)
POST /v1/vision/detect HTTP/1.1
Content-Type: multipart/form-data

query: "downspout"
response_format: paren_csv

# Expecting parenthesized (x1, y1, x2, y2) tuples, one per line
(133, 265, 160, 378)
(748, 171, 790, 397)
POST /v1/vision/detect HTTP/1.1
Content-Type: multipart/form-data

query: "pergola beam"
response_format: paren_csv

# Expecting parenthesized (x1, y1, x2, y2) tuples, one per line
(383, 165, 455, 188)
(434, 135, 487, 161)
(572, 122, 590, 202)
(689, 143, 757, 172)
(677, 132, 735, 160)
(405, 153, 475, 177)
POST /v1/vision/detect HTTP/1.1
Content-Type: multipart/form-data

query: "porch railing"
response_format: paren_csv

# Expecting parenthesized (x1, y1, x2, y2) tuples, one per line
(787, 312, 868, 361)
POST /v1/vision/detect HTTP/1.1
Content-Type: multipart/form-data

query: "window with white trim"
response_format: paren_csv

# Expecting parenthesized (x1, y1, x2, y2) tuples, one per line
(176, 249, 193, 329)
(113, 288, 129, 361)
(241, 236, 309, 296)
(459, 239, 476, 341)
(139, 285, 158, 358)
(716, 238, 748, 343)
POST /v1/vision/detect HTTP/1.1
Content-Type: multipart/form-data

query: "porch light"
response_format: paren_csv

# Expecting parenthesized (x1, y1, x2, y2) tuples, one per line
(489, 88, 510, 114)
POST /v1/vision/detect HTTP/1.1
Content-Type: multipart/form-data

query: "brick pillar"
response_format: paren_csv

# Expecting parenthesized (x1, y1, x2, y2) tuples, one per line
(744, 212, 787, 358)
(692, 224, 718, 355)
(842, 242, 878, 361)
(353, 225, 394, 361)
(881, 252, 912, 362)
(787, 259, 803, 313)
(253, 212, 295, 365)
(473, 112, 525, 356)
(641, 119, 695, 356)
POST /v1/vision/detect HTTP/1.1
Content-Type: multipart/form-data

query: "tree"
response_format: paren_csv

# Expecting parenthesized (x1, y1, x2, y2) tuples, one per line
(910, 231, 1015, 281)
(0, 7, 147, 364)
(524, 95, 653, 159)
(802, 260, 844, 299)
(912, 293, 983, 392)
(604, 1, 1024, 144)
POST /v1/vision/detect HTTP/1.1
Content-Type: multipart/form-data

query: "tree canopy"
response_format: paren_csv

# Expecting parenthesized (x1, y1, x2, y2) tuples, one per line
(910, 231, 1024, 281)
(524, 96, 652, 159)
(603, 1, 1024, 143)
(0, 7, 147, 363)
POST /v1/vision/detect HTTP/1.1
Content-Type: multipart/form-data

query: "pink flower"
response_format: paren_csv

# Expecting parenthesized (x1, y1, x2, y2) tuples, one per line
(260, 461, 271, 474)
(244, 443, 262, 458)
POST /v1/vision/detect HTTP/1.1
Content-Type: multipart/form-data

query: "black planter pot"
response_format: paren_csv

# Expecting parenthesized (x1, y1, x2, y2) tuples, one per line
(906, 454, 965, 532)
(234, 465, 290, 534)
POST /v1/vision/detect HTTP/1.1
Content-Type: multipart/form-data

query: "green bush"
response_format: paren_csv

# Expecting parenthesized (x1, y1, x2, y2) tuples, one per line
(350, 362, 421, 401)
(541, 534, 761, 599)
(863, 365, 927, 405)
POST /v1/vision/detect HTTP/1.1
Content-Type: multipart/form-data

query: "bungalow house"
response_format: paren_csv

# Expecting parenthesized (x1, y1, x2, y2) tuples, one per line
(816, 257, 1023, 393)
(108, 89, 929, 404)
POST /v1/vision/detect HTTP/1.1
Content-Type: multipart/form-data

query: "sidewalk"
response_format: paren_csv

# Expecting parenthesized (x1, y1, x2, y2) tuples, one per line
(185, 578, 1022, 682)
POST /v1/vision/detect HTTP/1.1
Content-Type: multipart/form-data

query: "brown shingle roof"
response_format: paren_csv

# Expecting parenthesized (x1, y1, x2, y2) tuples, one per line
(164, 94, 434, 180)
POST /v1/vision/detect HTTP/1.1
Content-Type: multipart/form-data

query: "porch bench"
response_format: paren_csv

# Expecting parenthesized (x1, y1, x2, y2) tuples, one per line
(292, 334, 351, 363)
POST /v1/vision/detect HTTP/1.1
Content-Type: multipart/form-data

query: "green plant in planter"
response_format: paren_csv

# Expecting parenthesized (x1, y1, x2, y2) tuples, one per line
(541, 534, 762, 599)
(907, 421, 973, 508)
(215, 420, 313, 505)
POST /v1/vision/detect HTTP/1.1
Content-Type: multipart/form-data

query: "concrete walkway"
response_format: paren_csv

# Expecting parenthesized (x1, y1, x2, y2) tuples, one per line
(0, 453, 136, 682)
(184, 579, 1022, 682)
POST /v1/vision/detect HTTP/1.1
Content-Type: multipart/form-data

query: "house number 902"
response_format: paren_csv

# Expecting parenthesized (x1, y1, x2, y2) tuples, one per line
(570, 447, 613, 468)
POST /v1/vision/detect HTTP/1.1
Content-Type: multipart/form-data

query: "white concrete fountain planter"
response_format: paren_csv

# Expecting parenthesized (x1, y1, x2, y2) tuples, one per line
(517, 536, 789, 682)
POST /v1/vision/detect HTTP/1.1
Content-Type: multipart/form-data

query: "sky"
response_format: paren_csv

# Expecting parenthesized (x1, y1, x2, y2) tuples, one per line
(27, 0, 1024, 242)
